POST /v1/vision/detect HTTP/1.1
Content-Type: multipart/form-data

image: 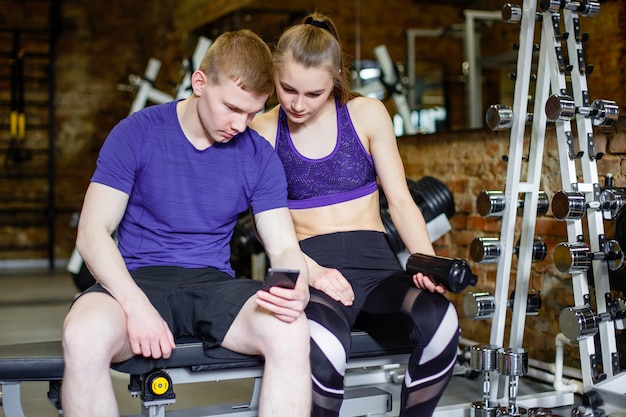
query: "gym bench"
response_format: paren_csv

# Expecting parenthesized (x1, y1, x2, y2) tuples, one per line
(0, 331, 411, 417)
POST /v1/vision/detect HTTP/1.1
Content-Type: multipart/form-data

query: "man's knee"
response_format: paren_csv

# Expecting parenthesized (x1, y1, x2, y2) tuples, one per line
(62, 294, 128, 365)
(263, 313, 310, 358)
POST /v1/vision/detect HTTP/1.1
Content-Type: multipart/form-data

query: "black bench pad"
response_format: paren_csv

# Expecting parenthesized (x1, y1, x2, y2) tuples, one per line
(0, 332, 412, 382)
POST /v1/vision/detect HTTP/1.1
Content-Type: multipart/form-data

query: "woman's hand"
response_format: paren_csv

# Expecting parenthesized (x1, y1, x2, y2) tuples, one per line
(412, 272, 447, 294)
(309, 264, 354, 306)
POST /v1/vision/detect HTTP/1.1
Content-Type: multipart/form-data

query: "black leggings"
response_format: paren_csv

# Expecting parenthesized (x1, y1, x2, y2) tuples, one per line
(301, 231, 460, 417)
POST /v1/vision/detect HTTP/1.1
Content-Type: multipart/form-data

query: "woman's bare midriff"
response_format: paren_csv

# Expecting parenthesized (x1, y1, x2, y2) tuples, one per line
(290, 192, 385, 241)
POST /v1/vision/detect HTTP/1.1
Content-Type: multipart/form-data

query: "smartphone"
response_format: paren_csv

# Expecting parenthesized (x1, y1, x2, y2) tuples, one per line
(262, 268, 299, 291)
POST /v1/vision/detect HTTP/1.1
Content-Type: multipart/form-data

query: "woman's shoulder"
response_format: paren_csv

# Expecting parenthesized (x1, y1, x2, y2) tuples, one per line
(346, 95, 391, 128)
(249, 105, 280, 145)
(346, 95, 388, 115)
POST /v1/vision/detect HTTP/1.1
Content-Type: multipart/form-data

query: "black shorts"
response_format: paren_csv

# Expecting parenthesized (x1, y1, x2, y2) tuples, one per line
(77, 266, 263, 347)
(299, 230, 405, 311)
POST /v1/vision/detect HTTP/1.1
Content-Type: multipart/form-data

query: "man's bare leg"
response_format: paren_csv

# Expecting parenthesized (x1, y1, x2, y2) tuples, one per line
(222, 297, 312, 417)
(62, 293, 134, 417)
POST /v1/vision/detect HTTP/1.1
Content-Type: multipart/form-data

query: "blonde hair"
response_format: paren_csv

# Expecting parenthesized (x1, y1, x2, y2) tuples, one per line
(199, 29, 274, 96)
(274, 12, 357, 105)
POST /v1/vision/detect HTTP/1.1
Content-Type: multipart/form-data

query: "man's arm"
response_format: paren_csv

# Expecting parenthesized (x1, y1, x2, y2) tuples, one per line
(76, 182, 176, 358)
(253, 207, 310, 322)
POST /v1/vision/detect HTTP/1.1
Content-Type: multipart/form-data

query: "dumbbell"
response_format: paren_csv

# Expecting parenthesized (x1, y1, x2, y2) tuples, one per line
(559, 305, 612, 340)
(508, 289, 542, 316)
(599, 188, 626, 220)
(485, 105, 532, 131)
(476, 190, 549, 218)
(553, 240, 624, 273)
(501, 3, 542, 23)
(405, 253, 478, 293)
(498, 347, 528, 417)
(464, 290, 542, 320)
(545, 95, 618, 127)
(561, 300, 626, 340)
(464, 292, 496, 320)
(470, 237, 547, 264)
(551, 190, 602, 221)
(540, 0, 600, 17)
(470, 344, 501, 417)
(527, 407, 556, 417)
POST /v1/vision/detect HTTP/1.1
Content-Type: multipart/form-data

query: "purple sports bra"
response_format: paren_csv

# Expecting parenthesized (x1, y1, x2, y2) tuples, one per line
(275, 99, 378, 210)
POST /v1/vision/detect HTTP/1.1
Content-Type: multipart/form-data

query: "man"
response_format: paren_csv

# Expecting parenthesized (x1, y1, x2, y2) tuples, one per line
(61, 30, 311, 417)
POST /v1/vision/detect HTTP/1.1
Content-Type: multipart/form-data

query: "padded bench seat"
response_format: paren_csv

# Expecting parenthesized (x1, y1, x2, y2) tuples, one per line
(0, 331, 412, 382)
(1, 331, 411, 417)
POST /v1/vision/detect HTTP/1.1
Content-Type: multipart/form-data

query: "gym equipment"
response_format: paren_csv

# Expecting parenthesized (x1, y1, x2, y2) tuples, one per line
(0, 332, 407, 417)
(553, 240, 624, 273)
(470, 236, 547, 264)
(476, 190, 549, 217)
(470, 344, 501, 417)
(498, 347, 529, 416)
(551, 190, 612, 221)
(468, 0, 626, 413)
(559, 300, 626, 341)
(545, 95, 618, 127)
(527, 408, 556, 417)
(540, 0, 600, 17)
(405, 252, 477, 293)
(599, 187, 626, 220)
(380, 176, 456, 254)
(372, 45, 417, 135)
(485, 104, 533, 131)
(464, 292, 497, 320)
(508, 289, 542, 316)
(464, 289, 542, 320)
(405, 9, 502, 129)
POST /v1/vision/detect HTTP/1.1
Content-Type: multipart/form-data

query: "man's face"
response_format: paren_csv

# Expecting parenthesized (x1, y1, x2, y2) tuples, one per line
(198, 75, 268, 144)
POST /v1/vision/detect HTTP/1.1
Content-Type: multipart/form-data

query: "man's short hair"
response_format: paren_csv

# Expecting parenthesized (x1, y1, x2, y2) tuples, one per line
(200, 29, 274, 96)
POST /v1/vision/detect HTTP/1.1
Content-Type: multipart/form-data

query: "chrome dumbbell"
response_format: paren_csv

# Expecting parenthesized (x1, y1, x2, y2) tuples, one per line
(561, 301, 626, 341)
(470, 344, 501, 417)
(464, 292, 497, 320)
(551, 190, 601, 221)
(476, 190, 549, 218)
(498, 348, 528, 417)
(560, 305, 611, 341)
(464, 290, 542, 320)
(501, 3, 542, 23)
(508, 289, 542, 316)
(545, 95, 618, 127)
(540, 0, 600, 17)
(599, 188, 626, 220)
(485, 105, 532, 131)
(527, 407, 555, 417)
(551, 189, 623, 221)
(553, 240, 624, 273)
(470, 237, 547, 264)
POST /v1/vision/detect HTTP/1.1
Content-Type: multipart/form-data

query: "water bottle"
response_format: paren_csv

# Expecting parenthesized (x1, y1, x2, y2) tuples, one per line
(405, 253, 478, 293)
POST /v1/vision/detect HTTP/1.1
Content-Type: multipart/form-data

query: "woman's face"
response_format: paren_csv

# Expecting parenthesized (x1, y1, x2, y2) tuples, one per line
(275, 60, 334, 124)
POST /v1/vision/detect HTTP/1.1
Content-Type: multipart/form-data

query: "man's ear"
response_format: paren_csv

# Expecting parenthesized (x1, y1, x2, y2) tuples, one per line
(190, 70, 206, 96)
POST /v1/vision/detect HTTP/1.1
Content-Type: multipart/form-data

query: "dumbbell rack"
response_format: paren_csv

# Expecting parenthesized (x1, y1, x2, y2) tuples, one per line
(478, 0, 625, 414)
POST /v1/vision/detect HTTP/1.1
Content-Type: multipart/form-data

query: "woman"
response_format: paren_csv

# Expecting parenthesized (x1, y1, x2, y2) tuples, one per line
(250, 12, 460, 417)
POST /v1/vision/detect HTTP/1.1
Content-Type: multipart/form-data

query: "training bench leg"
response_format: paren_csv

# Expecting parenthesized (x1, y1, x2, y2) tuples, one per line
(1, 382, 27, 417)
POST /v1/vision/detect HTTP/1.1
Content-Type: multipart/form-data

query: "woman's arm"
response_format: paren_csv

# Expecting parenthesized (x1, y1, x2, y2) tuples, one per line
(351, 97, 435, 256)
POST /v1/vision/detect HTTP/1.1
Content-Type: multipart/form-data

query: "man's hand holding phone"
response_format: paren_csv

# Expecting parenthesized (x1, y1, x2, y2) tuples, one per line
(256, 268, 305, 323)
(262, 268, 299, 291)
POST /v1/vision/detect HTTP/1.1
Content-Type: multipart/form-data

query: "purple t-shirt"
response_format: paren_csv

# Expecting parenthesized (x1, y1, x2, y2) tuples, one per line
(91, 100, 287, 276)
